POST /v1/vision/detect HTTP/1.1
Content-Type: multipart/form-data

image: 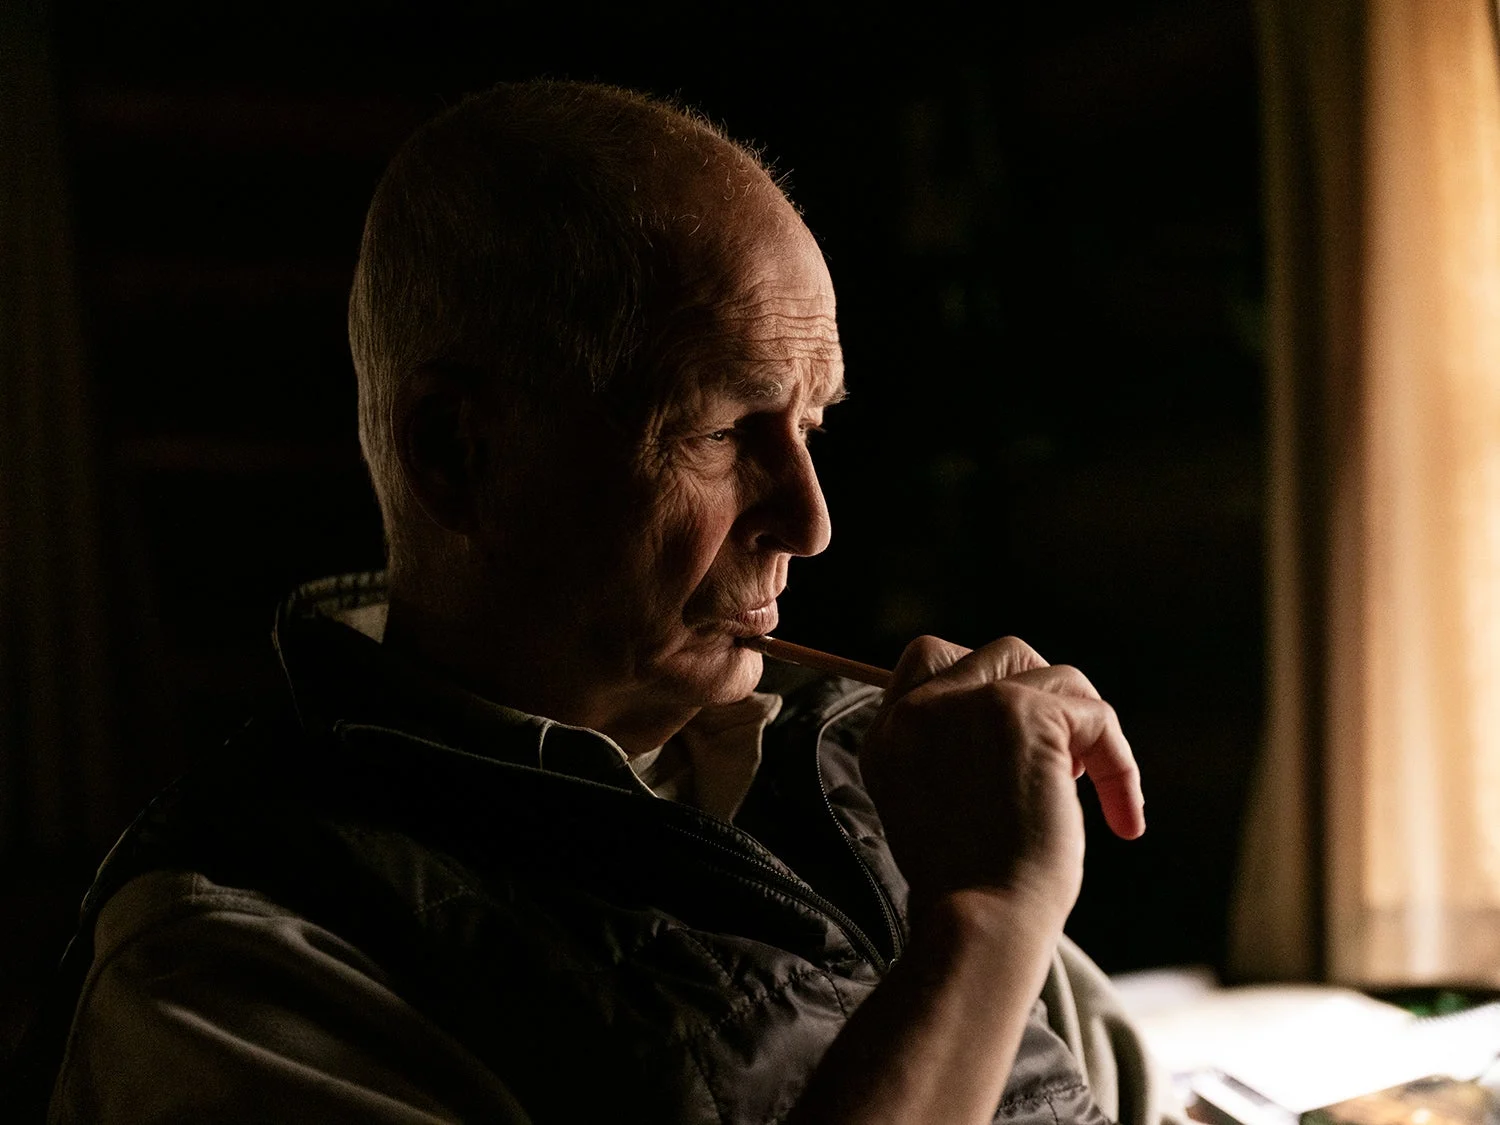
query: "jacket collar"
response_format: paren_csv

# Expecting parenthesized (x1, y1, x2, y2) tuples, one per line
(271, 572, 644, 792)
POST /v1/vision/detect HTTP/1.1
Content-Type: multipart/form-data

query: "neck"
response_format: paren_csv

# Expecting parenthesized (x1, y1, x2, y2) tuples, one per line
(382, 587, 700, 756)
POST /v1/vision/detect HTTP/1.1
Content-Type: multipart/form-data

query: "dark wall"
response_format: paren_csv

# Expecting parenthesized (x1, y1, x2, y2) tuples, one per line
(16, 0, 1263, 1018)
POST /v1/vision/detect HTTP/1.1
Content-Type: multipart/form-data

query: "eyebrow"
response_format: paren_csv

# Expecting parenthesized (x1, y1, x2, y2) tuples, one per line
(727, 372, 849, 407)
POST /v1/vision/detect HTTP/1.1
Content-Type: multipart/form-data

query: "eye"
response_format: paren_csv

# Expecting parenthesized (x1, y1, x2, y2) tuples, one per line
(705, 429, 734, 442)
(799, 422, 827, 443)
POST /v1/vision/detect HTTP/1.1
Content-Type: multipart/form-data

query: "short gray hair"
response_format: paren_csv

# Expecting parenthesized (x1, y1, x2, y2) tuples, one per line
(348, 80, 771, 570)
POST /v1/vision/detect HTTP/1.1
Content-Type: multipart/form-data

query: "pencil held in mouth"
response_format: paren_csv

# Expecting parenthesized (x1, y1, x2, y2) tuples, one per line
(741, 635, 894, 690)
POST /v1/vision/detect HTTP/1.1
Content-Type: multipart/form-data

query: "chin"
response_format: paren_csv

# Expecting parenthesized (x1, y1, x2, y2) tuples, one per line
(658, 641, 764, 707)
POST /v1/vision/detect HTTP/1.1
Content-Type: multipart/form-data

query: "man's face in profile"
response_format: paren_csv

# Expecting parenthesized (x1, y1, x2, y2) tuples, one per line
(484, 209, 844, 720)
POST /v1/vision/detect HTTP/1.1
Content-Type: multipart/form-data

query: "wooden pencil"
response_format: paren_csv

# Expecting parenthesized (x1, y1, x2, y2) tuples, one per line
(741, 635, 893, 689)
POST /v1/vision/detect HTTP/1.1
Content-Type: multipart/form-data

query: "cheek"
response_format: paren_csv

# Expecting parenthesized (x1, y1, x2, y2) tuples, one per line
(641, 477, 741, 597)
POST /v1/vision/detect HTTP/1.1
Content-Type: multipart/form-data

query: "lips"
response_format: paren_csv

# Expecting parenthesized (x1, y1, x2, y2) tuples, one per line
(720, 598, 779, 638)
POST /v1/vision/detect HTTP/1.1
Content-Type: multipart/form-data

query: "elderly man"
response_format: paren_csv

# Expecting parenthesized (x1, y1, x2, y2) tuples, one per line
(34, 81, 1165, 1124)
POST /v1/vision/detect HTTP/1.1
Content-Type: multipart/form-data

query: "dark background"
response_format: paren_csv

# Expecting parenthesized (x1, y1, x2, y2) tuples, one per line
(6, 0, 1264, 1047)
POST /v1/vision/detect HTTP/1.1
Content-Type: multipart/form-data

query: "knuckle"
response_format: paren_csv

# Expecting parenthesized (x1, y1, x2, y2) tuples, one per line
(1051, 663, 1083, 689)
(981, 634, 1048, 678)
(985, 678, 1028, 708)
(998, 634, 1042, 662)
(1109, 757, 1143, 788)
(909, 634, 949, 658)
(1050, 663, 1101, 698)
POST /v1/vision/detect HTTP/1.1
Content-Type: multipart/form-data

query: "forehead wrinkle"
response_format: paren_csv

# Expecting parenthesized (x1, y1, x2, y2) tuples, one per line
(660, 303, 841, 403)
(644, 209, 843, 417)
(714, 296, 837, 343)
(675, 305, 841, 368)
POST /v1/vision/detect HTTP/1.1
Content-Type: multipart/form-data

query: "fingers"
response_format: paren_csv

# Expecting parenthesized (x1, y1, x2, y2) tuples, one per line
(889, 634, 1049, 699)
(886, 633, 1145, 841)
(1057, 694, 1146, 841)
(947, 635, 1050, 686)
(1002, 665, 1127, 822)
(1003, 663, 1101, 702)
(887, 635, 973, 696)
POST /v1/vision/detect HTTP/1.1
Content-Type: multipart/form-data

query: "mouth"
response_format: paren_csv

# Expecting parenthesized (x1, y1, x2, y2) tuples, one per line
(718, 598, 779, 639)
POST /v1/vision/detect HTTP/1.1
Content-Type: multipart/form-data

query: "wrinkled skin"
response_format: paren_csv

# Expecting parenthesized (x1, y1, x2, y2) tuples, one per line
(389, 176, 843, 755)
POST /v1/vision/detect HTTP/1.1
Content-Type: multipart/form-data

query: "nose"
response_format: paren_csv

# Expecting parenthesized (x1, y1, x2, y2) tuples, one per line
(746, 437, 832, 558)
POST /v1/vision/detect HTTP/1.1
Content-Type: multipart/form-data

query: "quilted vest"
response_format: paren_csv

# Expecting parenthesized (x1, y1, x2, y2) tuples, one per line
(18, 582, 1110, 1125)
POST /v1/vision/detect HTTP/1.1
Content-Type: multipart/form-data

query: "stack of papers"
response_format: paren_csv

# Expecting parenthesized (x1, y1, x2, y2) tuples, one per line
(1111, 972, 1500, 1116)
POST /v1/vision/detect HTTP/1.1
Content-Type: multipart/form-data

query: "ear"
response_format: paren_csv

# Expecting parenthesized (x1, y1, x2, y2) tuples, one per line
(393, 365, 490, 535)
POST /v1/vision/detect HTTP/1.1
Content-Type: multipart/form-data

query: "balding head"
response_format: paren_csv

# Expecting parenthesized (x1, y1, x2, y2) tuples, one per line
(356, 82, 841, 747)
(348, 80, 797, 575)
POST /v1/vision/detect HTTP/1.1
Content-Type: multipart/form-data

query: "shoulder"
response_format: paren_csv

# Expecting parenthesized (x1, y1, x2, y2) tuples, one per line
(50, 869, 529, 1125)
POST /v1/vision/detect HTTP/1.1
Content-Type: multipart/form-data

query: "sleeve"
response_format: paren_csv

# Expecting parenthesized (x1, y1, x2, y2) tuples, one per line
(1039, 934, 1191, 1125)
(48, 870, 534, 1125)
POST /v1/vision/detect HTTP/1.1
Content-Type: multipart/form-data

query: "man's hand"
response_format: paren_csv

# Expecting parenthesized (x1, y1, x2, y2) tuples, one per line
(790, 635, 1145, 1125)
(861, 634, 1145, 931)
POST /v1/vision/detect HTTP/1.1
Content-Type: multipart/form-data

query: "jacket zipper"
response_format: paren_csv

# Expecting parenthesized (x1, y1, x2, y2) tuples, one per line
(661, 817, 890, 973)
(813, 691, 906, 963)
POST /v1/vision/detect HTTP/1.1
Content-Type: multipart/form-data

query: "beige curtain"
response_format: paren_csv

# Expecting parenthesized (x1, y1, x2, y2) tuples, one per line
(1233, 0, 1500, 985)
